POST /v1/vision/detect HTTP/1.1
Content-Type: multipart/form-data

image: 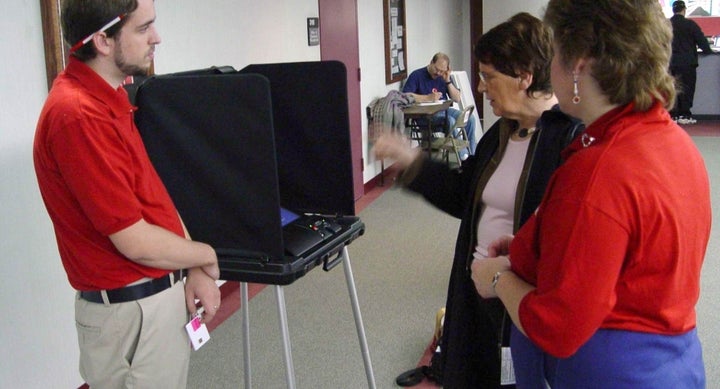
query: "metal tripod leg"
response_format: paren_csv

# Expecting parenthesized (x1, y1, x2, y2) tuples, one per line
(341, 246, 377, 389)
(240, 283, 297, 389)
(240, 246, 376, 389)
(241, 282, 251, 389)
(275, 285, 296, 389)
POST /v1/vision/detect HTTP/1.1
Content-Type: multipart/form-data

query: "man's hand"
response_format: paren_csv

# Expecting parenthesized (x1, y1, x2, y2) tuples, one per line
(185, 267, 221, 323)
(441, 65, 452, 84)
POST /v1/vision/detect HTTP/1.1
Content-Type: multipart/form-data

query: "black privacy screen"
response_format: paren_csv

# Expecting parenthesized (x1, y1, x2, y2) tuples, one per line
(239, 61, 354, 217)
(134, 61, 354, 262)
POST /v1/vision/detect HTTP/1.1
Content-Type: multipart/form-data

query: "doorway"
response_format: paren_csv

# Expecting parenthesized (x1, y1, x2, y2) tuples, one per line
(318, 0, 364, 203)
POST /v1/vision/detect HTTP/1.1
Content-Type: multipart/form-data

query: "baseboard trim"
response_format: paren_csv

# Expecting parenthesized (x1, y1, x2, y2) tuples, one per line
(363, 162, 401, 194)
(206, 281, 267, 332)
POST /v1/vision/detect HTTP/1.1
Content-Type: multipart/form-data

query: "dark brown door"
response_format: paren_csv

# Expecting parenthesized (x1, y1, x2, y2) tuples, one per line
(318, 0, 364, 203)
(470, 0, 483, 123)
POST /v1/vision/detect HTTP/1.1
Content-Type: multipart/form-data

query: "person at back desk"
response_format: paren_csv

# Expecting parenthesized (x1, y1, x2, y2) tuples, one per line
(403, 52, 478, 160)
(669, 0, 714, 124)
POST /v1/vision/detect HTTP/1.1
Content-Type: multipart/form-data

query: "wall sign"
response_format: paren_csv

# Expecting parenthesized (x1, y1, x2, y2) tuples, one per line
(383, 0, 407, 84)
(307, 17, 320, 46)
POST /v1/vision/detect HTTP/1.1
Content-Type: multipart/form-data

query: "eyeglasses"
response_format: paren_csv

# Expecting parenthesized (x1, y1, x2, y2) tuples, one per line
(69, 13, 128, 53)
(431, 64, 448, 76)
(478, 70, 513, 84)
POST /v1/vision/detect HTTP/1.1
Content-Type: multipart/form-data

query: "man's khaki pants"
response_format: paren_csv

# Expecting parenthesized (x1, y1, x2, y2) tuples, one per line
(75, 281, 190, 388)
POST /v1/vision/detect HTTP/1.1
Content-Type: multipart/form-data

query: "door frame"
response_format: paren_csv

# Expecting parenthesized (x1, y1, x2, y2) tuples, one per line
(318, 0, 364, 202)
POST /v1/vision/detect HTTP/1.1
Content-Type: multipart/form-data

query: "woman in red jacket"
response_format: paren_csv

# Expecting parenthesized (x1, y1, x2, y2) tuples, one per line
(471, 1, 711, 387)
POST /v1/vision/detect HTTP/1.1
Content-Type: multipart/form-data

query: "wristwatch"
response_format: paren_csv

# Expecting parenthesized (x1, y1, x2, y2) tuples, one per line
(491, 271, 505, 291)
(445, 80, 453, 85)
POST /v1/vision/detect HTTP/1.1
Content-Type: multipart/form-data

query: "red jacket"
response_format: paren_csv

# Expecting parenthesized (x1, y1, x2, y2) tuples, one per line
(34, 57, 183, 290)
(511, 102, 711, 357)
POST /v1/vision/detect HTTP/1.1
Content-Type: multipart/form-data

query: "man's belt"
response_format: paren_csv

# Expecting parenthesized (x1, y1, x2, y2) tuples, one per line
(79, 270, 182, 304)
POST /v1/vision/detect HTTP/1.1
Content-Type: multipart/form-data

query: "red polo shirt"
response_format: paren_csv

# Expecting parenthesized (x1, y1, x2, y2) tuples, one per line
(510, 102, 711, 357)
(34, 57, 184, 291)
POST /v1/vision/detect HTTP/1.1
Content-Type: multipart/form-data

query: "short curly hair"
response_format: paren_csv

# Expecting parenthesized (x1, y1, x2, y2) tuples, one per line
(474, 12, 554, 98)
(544, 0, 676, 111)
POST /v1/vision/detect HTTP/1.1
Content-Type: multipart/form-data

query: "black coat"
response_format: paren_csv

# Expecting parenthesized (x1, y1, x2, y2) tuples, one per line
(403, 107, 583, 388)
(670, 14, 713, 68)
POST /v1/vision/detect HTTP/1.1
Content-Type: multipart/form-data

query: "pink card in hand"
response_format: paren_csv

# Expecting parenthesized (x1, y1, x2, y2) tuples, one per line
(185, 314, 210, 350)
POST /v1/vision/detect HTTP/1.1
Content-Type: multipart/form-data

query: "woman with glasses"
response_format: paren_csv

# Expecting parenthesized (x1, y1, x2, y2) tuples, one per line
(375, 12, 583, 387)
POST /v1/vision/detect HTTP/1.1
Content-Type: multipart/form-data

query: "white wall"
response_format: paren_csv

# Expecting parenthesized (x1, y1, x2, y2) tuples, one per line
(0, 1, 483, 386)
(0, 2, 82, 388)
(154, 0, 321, 73)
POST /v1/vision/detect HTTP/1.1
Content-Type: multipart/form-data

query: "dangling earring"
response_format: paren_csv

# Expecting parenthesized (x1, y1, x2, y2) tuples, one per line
(572, 72, 581, 104)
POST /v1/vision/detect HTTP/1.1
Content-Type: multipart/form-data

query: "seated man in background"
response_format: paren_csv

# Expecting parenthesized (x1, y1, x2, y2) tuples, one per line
(403, 52, 477, 159)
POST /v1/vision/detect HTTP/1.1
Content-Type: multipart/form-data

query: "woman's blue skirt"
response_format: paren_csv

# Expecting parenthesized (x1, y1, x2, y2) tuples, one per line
(510, 324, 705, 388)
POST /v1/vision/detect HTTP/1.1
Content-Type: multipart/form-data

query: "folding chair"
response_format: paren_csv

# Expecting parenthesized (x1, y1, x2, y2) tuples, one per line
(430, 105, 474, 166)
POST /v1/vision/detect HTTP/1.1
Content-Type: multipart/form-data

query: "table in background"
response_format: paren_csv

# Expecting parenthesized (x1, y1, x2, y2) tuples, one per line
(402, 100, 453, 155)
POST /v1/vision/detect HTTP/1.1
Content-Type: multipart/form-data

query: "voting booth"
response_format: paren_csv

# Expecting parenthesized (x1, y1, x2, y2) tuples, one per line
(133, 61, 375, 388)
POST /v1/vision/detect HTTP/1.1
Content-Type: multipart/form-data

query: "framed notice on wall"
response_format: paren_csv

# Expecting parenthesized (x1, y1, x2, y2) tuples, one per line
(383, 0, 407, 84)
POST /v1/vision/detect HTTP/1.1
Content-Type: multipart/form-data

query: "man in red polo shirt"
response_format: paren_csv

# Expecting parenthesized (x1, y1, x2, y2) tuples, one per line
(33, 0, 220, 387)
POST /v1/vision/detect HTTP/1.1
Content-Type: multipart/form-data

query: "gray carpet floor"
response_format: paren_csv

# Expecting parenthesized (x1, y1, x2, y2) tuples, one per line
(189, 188, 458, 388)
(189, 136, 720, 388)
